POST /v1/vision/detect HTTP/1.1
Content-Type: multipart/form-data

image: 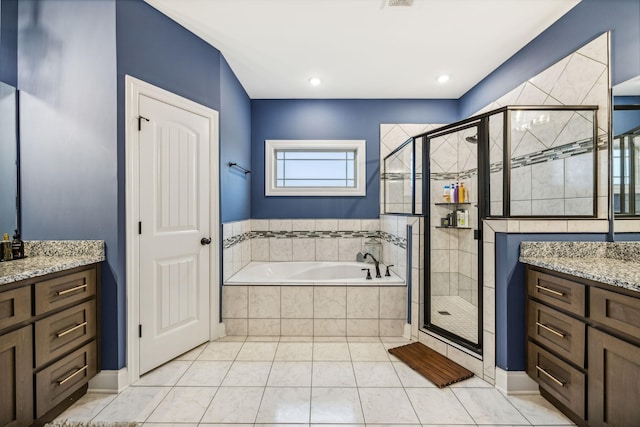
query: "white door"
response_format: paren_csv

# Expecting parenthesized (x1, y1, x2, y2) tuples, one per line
(138, 94, 211, 374)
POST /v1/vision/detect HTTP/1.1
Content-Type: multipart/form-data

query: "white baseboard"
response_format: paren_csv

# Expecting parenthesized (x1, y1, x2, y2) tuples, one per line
(494, 367, 539, 395)
(403, 323, 412, 340)
(88, 367, 129, 393)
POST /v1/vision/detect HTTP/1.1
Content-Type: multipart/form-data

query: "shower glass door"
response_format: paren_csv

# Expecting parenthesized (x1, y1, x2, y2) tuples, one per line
(425, 121, 483, 353)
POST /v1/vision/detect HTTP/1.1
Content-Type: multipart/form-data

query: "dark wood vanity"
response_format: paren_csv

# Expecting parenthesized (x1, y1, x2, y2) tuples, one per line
(0, 263, 100, 427)
(526, 265, 640, 427)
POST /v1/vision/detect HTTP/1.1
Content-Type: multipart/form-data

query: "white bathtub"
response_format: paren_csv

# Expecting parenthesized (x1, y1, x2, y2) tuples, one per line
(225, 261, 404, 286)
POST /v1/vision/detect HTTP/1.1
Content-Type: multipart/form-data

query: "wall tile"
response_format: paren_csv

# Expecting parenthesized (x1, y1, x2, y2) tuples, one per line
(281, 319, 313, 336)
(314, 318, 346, 336)
(531, 161, 564, 200)
(418, 331, 447, 356)
(222, 286, 248, 318)
(269, 219, 292, 231)
(338, 219, 361, 231)
(483, 331, 496, 380)
(315, 219, 337, 231)
(338, 238, 362, 262)
(269, 238, 292, 261)
(347, 319, 379, 337)
(314, 287, 347, 319)
(361, 219, 380, 231)
(223, 223, 233, 239)
(251, 238, 269, 261)
(380, 287, 406, 319)
(252, 219, 269, 231)
(380, 319, 405, 336)
(316, 239, 339, 261)
(483, 287, 495, 334)
(248, 286, 281, 319)
(291, 219, 315, 231)
(281, 287, 314, 318)
(292, 239, 315, 261)
(248, 319, 280, 336)
(347, 287, 380, 319)
(241, 240, 251, 267)
(224, 318, 247, 336)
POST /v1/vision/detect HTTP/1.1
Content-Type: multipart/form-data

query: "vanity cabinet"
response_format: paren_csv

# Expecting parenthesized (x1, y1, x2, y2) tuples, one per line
(0, 264, 100, 427)
(526, 266, 640, 427)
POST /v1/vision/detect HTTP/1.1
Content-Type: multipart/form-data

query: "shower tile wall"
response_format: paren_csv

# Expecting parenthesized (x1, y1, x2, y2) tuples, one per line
(429, 129, 479, 308)
(481, 33, 609, 218)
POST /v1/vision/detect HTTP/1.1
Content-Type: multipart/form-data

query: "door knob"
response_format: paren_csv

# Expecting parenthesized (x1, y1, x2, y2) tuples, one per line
(201, 237, 212, 245)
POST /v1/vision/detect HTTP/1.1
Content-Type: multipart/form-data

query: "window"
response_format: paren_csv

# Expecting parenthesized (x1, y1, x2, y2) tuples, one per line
(265, 140, 366, 196)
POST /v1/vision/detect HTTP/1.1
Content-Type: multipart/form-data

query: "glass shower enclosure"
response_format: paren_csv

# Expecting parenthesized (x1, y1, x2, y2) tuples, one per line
(419, 105, 598, 353)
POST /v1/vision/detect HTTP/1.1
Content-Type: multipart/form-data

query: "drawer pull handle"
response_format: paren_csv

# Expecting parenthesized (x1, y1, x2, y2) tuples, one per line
(536, 365, 565, 387)
(56, 321, 88, 338)
(57, 365, 88, 386)
(56, 284, 87, 296)
(536, 322, 566, 338)
(535, 284, 565, 297)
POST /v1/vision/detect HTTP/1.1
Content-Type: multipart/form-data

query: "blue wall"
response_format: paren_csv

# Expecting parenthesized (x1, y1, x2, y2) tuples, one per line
(116, 0, 227, 369)
(251, 99, 458, 219)
(0, 0, 18, 86)
(495, 233, 608, 371)
(459, 0, 640, 118)
(613, 96, 640, 136)
(17, 0, 120, 368)
(220, 56, 251, 222)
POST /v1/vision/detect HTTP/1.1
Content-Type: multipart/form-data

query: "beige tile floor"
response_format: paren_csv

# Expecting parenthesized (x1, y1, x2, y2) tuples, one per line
(56, 336, 575, 426)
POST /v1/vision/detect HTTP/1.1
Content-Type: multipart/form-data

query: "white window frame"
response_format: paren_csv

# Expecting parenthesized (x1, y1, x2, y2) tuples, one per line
(265, 139, 366, 196)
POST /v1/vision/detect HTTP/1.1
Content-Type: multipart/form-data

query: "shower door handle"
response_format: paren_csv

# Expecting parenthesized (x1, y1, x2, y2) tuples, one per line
(473, 229, 482, 240)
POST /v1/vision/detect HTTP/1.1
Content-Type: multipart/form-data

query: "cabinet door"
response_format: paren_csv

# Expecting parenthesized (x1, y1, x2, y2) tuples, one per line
(0, 325, 33, 427)
(588, 327, 640, 427)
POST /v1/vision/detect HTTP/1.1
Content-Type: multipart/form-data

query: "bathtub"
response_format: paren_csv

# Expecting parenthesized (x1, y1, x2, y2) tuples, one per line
(225, 261, 404, 286)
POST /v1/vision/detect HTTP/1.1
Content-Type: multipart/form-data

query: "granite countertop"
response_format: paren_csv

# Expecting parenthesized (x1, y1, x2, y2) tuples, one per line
(519, 242, 640, 293)
(0, 240, 105, 286)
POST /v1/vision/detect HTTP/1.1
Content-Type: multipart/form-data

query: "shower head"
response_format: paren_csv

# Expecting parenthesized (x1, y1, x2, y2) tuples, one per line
(465, 135, 478, 144)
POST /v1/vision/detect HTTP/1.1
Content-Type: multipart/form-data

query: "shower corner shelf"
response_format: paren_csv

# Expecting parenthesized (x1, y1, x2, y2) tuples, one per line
(436, 226, 472, 229)
(435, 202, 471, 206)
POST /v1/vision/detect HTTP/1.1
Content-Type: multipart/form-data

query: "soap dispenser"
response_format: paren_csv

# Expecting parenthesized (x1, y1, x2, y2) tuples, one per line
(364, 237, 382, 264)
(2, 233, 12, 261)
(12, 230, 24, 259)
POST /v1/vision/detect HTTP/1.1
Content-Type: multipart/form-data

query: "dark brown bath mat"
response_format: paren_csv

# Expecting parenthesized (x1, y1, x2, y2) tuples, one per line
(389, 342, 474, 388)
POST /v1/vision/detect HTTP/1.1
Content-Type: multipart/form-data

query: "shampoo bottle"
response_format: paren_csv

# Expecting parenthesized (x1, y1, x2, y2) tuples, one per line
(459, 182, 466, 203)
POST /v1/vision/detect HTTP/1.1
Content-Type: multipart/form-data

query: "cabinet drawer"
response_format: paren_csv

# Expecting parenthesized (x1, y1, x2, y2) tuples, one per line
(590, 287, 640, 340)
(35, 300, 96, 368)
(527, 269, 585, 316)
(35, 340, 97, 418)
(35, 268, 96, 315)
(0, 286, 31, 331)
(527, 341, 585, 418)
(527, 300, 585, 367)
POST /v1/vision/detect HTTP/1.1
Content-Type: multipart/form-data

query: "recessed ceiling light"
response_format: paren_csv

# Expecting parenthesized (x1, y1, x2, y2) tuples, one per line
(437, 75, 450, 84)
(309, 77, 322, 86)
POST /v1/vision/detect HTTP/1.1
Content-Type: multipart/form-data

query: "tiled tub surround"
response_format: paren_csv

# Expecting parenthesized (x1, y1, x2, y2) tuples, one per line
(0, 240, 105, 285)
(520, 241, 640, 292)
(221, 217, 417, 337)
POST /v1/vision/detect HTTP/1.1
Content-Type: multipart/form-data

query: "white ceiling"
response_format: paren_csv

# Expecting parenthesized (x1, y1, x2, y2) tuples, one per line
(144, 0, 580, 99)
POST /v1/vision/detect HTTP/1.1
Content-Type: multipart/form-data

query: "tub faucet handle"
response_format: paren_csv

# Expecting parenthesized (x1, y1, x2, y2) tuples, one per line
(361, 268, 372, 280)
(385, 265, 394, 277)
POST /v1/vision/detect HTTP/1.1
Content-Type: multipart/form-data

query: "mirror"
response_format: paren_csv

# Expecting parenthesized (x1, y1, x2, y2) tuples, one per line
(0, 81, 20, 236)
(612, 75, 640, 216)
